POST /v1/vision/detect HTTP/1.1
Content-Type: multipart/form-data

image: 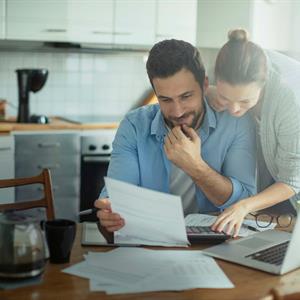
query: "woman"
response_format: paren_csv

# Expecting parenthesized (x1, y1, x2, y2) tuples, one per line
(210, 29, 300, 237)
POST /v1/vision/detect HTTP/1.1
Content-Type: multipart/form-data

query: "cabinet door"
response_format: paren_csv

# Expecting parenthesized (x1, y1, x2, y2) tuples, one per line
(0, 136, 15, 204)
(156, 0, 197, 45)
(67, 0, 114, 44)
(197, 0, 252, 48)
(114, 0, 156, 46)
(0, 0, 4, 39)
(6, 0, 69, 42)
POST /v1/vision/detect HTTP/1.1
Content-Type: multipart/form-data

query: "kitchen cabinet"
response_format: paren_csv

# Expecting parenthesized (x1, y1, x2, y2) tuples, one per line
(0, 136, 15, 204)
(114, 0, 156, 46)
(197, 0, 292, 51)
(67, 0, 114, 44)
(156, 0, 198, 45)
(14, 132, 80, 221)
(0, 0, 4, 39)
(6, 0, 69, 42)
(6, 0, 198, 47)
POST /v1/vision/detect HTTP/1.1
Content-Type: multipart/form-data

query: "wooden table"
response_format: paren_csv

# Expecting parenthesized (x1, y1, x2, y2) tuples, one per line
(1, 224, 300, 300)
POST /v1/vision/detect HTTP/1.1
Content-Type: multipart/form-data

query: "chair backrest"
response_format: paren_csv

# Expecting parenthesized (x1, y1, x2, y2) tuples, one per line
(0, 169, 55, 220)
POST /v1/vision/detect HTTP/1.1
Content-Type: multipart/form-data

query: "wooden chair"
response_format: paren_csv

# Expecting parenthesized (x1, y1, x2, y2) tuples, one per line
(0, 169, 55, 220)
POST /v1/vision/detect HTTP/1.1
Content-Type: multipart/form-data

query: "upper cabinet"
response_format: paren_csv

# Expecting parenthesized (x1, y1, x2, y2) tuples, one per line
(67, 0, 114, 44)
(197, 0, 293, 51)
(6, 0, 69, 42)
(5, 0, 198, 47)
(156, 0, 197, 44)
(0, 0, 5, 39)
(114, 0, 156, 46)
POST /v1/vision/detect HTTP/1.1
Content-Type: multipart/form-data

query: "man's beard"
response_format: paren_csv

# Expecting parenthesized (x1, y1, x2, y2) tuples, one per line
(164, 107, 204, 130)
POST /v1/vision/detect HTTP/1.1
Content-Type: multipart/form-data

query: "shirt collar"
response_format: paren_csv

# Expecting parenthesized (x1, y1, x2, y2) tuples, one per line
(151, 98, 217, 141)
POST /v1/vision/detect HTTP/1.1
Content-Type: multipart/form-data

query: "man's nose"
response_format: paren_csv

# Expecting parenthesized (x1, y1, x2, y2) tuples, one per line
(171, 102, 184, 117)
(228, 102, 240, 114)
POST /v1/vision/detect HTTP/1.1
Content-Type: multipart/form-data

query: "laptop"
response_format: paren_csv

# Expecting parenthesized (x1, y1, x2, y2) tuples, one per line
(202, 216, 300, 275)
(81, 222, 229, 246)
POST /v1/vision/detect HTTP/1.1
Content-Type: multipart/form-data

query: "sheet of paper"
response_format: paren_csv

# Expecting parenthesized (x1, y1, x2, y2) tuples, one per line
(104, 253, 234, 294)
(185, 214, 276, 237)
(104, 177, 189, 246)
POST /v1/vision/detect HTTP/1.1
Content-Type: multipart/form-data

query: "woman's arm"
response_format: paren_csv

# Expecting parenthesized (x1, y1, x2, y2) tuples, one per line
(211, 182, 295, 237)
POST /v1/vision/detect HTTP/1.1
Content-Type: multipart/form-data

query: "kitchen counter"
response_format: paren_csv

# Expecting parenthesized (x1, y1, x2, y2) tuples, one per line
(0, 117, 119, 133)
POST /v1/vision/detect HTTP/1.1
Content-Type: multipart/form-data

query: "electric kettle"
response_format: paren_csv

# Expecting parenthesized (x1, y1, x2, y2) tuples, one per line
(0, 211, 48, 279)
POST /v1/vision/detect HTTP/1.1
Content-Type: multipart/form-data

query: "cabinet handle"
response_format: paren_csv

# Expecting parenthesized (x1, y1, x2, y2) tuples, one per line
(83, 156, 110, 163)
(44, 29, 67, 33)
(92, 31, 112, 35)
(114, 32, 131, 35)
(38, 164, 60, 169)
(38, 142, 60, 148)
(0, 147, 11, 151)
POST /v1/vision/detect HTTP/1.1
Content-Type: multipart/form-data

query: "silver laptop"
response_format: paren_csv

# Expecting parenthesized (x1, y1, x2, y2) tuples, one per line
(202, 216, 300, 275)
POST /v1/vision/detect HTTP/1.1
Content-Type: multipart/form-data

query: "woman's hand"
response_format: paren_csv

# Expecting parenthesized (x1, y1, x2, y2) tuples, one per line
(211, 200, 250, 237)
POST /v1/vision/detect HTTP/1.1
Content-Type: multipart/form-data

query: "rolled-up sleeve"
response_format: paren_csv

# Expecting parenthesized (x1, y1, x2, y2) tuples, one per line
(217, 113, 257, 210)
(99, 116, 140, 198)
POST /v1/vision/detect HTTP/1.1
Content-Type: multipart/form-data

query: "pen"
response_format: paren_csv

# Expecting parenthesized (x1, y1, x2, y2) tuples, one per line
(244, 224, 260, 232)
(78, 207, 99, 216)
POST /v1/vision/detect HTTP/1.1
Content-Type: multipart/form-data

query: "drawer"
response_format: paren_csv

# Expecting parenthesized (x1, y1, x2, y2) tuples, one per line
(15, 154, 80, 178)
(15, 133, 80, 155)
(0, 135, 14, 151)
(16, 178, 79, 201)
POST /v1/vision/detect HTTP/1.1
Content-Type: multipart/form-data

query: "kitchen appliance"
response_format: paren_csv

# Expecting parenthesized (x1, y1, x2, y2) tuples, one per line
(16, 69, 48, 123)
(80, 129, 117, 222)
(0, 211, 48, 279)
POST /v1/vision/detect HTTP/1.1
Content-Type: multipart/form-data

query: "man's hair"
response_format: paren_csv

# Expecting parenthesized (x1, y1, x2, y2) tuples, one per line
(146, 39, 206, 90)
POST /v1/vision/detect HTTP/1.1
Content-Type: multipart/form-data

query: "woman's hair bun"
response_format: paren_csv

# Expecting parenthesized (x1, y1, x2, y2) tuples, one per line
(228, 28, 249, 42)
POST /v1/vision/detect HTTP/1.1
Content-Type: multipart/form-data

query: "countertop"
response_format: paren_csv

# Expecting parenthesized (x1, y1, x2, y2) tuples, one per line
(0, 117, 119, 133)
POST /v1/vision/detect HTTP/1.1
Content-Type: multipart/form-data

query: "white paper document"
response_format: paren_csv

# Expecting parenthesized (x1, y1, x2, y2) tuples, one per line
(185, 213, 276, 237)
(63, 248, 234, 294)
(104, 177, 189, 247)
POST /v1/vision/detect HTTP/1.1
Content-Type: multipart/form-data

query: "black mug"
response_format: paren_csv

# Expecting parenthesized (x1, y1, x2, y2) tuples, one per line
(44, 219, 76, 264)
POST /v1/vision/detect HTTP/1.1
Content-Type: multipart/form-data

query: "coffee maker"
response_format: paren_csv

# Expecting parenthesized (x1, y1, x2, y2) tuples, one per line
(16, 69, 48, 123)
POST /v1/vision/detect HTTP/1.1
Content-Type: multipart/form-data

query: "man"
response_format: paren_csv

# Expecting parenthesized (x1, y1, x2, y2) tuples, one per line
(95, 39, 256, 233)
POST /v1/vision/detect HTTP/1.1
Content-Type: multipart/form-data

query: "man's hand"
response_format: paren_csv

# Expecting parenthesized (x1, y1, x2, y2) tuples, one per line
(94, 198, 125, 232)
(211, 200, 250, 237)
(206, 85, 227, 112)
(164, 125, 202, 174)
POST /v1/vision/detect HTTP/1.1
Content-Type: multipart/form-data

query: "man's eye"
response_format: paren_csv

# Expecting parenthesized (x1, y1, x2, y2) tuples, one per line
(182, 94, 191, 99)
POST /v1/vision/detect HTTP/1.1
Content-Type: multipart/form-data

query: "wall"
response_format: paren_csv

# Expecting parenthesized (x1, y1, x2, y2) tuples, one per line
(0, 47, 218, 118)
(0, 49, 151, 117)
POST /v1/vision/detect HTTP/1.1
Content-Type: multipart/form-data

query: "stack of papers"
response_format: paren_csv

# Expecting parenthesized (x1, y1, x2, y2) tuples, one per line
(63, 248, 234, 294)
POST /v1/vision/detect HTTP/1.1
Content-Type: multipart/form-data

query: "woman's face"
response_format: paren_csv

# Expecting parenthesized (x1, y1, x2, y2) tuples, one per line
(215, 81, 263, 117)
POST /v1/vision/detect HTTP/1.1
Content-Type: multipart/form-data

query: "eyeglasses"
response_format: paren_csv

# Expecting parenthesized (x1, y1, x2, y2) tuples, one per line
(249, 212, 294, 228)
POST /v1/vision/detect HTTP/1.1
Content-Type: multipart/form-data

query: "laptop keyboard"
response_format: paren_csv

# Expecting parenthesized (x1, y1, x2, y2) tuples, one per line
(186, 226, 219, 234)
(246, 241, 290, 266)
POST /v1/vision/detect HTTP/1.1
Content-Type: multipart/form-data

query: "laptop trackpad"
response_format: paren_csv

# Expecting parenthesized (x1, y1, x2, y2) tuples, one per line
(237, 237, 272, 249)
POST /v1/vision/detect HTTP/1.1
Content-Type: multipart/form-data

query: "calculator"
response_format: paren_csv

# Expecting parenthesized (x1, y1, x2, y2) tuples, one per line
(186, 226, 230, 242)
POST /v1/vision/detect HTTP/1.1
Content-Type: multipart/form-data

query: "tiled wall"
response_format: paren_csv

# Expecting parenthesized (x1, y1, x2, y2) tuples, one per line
(0, 48, 218, 118)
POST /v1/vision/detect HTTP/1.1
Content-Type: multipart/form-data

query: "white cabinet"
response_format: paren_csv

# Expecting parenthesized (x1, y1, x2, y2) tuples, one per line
(5, 0, 199, 47)
(0, 136, 15, 204)
(197, 0, 292, 51)
(6, 0, 69, 42)
(156, 0, 198, 45)
(114, 0, 156, 46)
(0, 0, 5, 39)
(67, 0, 114, 44)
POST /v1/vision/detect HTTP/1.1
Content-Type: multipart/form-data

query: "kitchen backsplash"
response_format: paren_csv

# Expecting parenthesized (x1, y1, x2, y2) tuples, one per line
(0, 48, 218, 118)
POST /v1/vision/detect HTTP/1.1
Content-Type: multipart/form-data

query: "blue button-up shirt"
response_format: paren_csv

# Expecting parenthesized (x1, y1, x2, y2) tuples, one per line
(100, 100, 256, 213)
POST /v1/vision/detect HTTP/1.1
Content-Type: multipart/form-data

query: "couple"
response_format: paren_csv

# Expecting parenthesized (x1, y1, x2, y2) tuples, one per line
(95, 28, 300, 237)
